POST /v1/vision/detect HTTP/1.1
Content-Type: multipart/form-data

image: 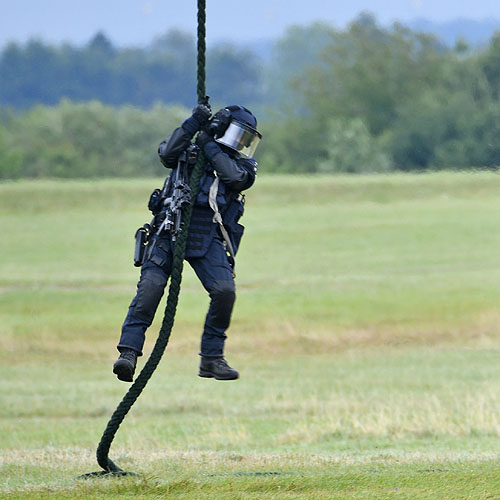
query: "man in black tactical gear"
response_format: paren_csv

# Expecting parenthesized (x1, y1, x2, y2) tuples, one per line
(113, 102, 261, 383)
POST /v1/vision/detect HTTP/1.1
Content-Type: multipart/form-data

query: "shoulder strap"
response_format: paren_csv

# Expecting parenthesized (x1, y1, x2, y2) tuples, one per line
(208, 175, 236, 273)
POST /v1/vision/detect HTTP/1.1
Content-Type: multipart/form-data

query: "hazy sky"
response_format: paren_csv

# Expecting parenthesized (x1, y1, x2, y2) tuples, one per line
(1, 0, 500, 47)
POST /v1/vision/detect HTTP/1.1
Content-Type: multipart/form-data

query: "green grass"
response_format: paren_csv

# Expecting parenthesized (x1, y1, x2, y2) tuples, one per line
(1, 172, 500, 498)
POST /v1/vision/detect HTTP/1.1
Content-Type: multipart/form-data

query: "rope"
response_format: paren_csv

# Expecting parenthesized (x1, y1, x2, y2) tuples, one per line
(197, 0, 206, 102)
(96, 158, 205, 473)
(92, 0, 208, 475)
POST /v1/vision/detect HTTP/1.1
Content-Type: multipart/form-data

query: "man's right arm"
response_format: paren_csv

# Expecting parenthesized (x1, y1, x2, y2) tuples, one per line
(158, 104, 212, 168)
(158, 127, 192, 168)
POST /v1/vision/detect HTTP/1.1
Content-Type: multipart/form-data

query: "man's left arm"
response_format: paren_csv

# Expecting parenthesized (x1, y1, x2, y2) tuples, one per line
(196, 132, 257, 191)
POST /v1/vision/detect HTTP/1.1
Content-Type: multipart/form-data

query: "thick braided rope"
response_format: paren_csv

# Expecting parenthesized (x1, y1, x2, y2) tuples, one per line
(197, 0, 206, 100)
(95, 0, 207, 474)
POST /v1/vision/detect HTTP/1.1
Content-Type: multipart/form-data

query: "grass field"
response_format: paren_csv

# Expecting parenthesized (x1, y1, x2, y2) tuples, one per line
(1, 172, 500, 499)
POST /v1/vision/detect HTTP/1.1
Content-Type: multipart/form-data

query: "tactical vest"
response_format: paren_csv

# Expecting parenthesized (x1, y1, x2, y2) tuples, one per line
(185, 164, 245, 259)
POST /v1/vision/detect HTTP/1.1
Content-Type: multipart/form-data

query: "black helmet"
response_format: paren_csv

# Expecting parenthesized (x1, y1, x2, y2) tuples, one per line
(209, 105, 262, 158)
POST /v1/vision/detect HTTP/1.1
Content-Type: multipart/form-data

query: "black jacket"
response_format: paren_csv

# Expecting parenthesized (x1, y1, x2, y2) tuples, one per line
(157, 119, 257, 258)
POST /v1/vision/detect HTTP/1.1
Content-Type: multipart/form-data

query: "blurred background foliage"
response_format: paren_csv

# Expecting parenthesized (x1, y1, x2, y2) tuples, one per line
(2, 13, 500, 178)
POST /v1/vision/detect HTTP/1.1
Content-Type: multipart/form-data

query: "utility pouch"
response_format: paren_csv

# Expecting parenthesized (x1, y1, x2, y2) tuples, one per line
(148, 188, 163, 215)
(133, 223, 151, 267)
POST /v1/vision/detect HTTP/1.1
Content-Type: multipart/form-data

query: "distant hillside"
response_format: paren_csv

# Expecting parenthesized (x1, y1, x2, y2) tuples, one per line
(407, 18, 500, 47)
(235, 17, 500, 59)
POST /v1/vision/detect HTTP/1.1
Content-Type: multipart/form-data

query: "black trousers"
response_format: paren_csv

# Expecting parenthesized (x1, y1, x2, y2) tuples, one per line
(118, 235, 235, 357)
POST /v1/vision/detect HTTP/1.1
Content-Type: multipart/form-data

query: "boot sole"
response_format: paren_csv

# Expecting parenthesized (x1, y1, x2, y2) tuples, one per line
(113, 360, 134, 382)
(199, 369, 239, 380)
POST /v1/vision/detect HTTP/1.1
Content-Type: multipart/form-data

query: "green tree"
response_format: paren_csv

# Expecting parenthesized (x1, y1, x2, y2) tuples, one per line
(3, 100, 188, 178)
(389, 53, 500, 169)
(0, 124, 22, 179)
(301, 13, 446, 136)
(479, 32, 500, 99)
(259, 14, 450, 173)
(319, 118, 392, 173)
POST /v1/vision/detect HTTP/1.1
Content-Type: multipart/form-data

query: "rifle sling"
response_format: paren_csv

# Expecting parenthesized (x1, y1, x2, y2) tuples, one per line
(208, 175, 236, 270)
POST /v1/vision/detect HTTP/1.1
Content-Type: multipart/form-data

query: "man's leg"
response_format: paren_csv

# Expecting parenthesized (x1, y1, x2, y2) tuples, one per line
(188, 238, 239, 380)
(114, 237, 172, 381)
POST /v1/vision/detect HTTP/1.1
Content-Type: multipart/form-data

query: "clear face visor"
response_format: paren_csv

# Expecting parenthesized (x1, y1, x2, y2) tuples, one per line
(215, 120, 262, 158)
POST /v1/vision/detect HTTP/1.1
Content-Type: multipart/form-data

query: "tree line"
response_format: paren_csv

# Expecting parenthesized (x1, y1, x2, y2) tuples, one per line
(1, 14, 500, 178)
(0, 31, 262, 109)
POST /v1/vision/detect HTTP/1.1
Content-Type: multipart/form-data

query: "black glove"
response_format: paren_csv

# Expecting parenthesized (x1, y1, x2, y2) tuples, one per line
(196, 130, 213, 150)
(208, 108, 232, 138)
(192, 103, 212, 127)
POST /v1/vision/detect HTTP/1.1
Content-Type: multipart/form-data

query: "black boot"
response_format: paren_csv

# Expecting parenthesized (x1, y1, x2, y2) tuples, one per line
(199, 356, 239, 380)
(113, 348, 138, 382)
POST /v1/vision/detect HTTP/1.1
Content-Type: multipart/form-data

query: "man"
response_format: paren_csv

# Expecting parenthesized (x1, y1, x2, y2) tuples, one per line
(113, 103, 261, 382)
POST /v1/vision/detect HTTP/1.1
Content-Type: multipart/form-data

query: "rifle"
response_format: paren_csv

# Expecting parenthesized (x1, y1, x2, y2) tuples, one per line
(133, 144, 198, 266)
(157, 145, 197, 241)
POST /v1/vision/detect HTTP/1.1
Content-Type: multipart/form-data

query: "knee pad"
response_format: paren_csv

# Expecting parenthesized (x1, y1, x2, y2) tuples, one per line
(208, 279, 236, 328)
(210, 279, 236, 303)
(133, 269, 168, 323)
